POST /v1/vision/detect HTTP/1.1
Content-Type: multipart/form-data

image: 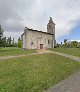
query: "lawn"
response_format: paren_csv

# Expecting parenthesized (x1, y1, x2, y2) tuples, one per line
(0, 53, 80, 92)
(0, 47, 36, 56)
(50, 48, 80, 56)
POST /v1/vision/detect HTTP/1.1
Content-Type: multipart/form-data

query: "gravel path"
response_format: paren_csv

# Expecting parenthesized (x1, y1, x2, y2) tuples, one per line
(0, 50, 51, 61)
(44, 71, 80, 92)
(0, 50, 80, 62)
(51, 51, 80, 62)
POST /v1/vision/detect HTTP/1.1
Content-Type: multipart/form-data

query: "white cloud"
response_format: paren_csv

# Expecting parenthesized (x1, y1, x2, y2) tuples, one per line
(0, 0, 80, 41)
(68, 40, 80, 42)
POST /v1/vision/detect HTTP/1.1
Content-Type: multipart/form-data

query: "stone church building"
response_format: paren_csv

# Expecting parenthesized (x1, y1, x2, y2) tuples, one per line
(21, 17, 55, 49)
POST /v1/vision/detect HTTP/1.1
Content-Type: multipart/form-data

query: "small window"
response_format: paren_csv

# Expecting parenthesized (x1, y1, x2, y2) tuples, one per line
(49, 25, 51, 28)
(48, 40, 50, 44)
(31, 42, 34, 45)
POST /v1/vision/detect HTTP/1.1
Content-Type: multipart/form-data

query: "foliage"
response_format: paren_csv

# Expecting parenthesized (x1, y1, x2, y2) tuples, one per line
(0, 25, 3, 38)
(64, 39, 67, 44)
(0, 54, 80, 92)
(71, 41, 78, 48)
(57, 40, 79, 48)
(0, 25, 15, 47)
(2, 37, 6, 47)
(0, 25, 4, 46)
(18, 40, 22, 48)
(18, 37, 22, 48)
(77, 43, 80, 48)
(9, 36, 11, 45)
(6, 37, 16, 47)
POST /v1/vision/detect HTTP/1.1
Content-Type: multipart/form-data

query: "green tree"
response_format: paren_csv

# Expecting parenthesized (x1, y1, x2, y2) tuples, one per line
(64, 39, 67, 44)
(0, 25, 4, 46)
(9, 36, 11, 45)
(2, 37, 6, 47)
(71, 41, 78, 48)
(18, 41, 22, 48)
(13, 38, 14, 45)
(64, 39, 67, 48)
(56, 43, 59, 47)
(14, 42, 18, 47)
(61, 42, 63, 48)
(18, 37, 22, 48)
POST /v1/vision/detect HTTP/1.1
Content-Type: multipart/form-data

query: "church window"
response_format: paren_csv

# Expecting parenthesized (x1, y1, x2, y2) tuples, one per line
(48, 40, 50, 44)
(49, 25, 51, 28)
(31, 42, 34, 45)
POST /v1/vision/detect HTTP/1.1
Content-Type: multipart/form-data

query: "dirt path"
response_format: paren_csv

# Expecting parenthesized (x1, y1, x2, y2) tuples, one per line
(0, 50, 51, 61)
(37, 50, 80, 62)
(44, 71, 80, 92)
(0, 50, 80, 62)
(51, 51, 80, 62)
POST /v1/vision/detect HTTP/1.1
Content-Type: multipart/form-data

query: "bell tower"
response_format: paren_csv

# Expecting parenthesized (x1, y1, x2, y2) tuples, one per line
(47, 17, 56, 47)
(47, 17, 55, 35)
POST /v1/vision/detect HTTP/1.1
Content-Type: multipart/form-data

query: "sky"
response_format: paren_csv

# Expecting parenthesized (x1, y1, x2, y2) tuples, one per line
(0, 0, 80, 42)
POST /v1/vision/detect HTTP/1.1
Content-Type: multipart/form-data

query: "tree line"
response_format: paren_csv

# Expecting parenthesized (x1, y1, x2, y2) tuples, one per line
(0, 25, 22, 48)
(56, 39, 80, 48)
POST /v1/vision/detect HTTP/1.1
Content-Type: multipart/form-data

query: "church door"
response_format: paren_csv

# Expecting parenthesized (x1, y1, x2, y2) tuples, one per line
(40, 44, 43, 49)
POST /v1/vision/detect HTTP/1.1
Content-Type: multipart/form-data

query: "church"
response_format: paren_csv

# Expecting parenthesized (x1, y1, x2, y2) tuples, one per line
(21, 17, 55, 49)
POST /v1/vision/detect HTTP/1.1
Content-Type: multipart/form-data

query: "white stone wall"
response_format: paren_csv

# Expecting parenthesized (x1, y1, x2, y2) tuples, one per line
(25, 30, 54, 49)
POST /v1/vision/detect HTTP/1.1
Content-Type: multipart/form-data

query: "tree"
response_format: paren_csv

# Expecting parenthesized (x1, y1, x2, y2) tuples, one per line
(64, 39, 67, 44)
(0, 25, 4, 46)
(9, 36, 11, 45)
(14, 42, 18, 47)
(71, 41, 78, 48)
(18, 37, 21, 41)
(18, 40, 22, 48)
(13, 38, 14, 45)
(56, 43, 59, 47)
(61, 42, 62, 47)
(2, 37, 6, 47)
(64, 39, 67, 48)
(18, 37, 22, 48)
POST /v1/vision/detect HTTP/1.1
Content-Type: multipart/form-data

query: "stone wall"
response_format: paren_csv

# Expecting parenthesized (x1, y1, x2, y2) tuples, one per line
(25, 30, 54, 49)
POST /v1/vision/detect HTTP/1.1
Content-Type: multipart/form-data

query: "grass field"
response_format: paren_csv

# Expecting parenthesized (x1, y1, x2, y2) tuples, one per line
(50, 48, 80, 56)
(0, 47, 36, 56)
(0, 53, 80, 92)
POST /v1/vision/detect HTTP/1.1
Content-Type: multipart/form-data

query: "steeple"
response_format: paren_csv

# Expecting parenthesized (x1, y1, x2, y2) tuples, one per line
(47, 17, 55, 34)
(49, 17, 53, 23)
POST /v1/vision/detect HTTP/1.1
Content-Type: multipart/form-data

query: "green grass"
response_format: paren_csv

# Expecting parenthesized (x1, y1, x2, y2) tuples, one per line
(0, 47, 36, 56)
(0, 53, 80, 92)
(50, 48, 80, 56)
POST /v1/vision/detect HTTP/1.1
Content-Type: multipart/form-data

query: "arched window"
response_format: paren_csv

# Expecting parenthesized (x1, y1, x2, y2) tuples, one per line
(31, 42, 34, 45)
(48, 40, 50, 44)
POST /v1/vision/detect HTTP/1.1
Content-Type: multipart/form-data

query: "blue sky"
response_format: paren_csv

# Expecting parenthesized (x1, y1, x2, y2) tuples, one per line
(0, 0, 80, 42)
(57, 24, 80, 43)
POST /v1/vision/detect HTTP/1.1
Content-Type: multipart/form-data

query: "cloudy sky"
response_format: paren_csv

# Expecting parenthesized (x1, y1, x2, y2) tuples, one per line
(0, 0, 80, 43)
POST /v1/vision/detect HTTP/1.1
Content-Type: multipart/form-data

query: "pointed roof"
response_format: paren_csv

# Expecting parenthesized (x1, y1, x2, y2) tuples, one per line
(49, 17, 56, 25)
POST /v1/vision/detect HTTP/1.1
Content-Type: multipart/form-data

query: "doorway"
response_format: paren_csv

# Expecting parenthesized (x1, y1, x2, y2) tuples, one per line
(40, 44, 43, 49)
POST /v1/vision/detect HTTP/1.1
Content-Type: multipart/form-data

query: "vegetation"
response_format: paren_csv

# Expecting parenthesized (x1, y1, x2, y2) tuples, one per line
(0, 53, 80, 92)
(56, 39, 80, 48)
(6, 36, 16, 47)
(0, 25, 4, 47)
(18, 37, 22, 48)
(0, 25, 22, 48)
(70, 41, 79, 48)
(0, 47, 36, 56)
(0, 25, 16, 47)
(50, 48, 80, 56)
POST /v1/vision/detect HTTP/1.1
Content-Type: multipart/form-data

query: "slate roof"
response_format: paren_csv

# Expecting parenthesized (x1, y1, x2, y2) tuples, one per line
(27, 27, 54, 35)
